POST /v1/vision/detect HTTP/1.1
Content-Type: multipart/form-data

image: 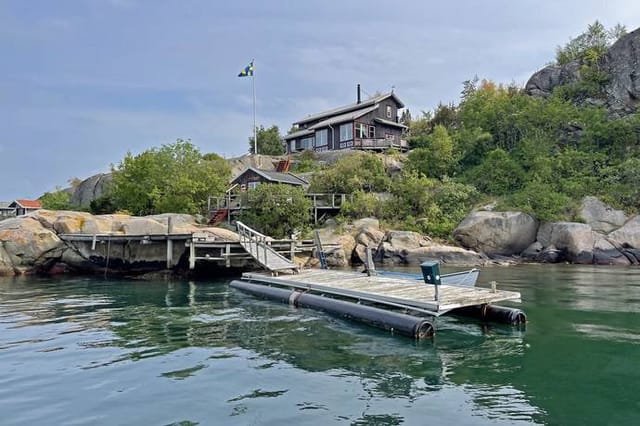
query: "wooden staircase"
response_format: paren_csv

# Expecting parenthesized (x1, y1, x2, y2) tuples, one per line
(236, 221, 298, 273)
(275, 157, 291, 172)
(208, 208, 228, 226)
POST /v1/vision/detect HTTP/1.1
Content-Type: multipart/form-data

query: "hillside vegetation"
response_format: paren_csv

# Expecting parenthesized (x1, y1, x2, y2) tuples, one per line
(39, 22, 639, 241)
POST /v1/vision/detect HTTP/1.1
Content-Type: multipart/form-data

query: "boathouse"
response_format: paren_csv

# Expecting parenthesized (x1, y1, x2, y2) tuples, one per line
(284, 85, 408, 154)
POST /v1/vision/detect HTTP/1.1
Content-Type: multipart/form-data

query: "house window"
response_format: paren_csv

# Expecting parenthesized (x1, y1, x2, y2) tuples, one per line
(369, 125, 375, 138)
(386, 105, 392, 118)
(355, 123, 368, 139)
(315, 129, 328, 147)
(339, 123, 353, 142)
(301, 136, 314, 150)
(248, 182, 260, 190)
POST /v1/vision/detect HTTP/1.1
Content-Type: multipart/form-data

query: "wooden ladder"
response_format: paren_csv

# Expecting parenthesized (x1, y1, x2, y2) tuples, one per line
(313, 230, 328, 270)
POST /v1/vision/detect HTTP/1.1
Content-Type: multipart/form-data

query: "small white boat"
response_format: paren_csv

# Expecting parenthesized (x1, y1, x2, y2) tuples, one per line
(375, 268, 480, 287)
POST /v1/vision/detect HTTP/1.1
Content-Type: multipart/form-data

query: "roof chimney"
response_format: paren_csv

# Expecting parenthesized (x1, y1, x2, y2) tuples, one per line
(357, 83, 361, 104)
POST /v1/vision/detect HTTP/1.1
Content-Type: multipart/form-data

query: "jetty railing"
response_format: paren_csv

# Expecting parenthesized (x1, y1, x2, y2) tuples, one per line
(236, 221, 297, 272)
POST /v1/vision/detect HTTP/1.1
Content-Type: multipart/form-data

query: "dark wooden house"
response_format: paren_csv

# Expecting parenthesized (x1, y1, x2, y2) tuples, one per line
(230, 167, 308, 191)
(284, 87, 408, 154)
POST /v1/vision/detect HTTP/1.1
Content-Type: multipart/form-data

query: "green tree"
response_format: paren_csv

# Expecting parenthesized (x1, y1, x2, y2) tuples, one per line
(110, 139, 230, 215)
(555, 21, 626, 65)
(40, 187, 72, 210)
(308, 152, 390, 193)
(465, 148, 525, 195)
(249, 125, 285, 155)
(239, 184, 312, 238)
(406, 125, 455, 178)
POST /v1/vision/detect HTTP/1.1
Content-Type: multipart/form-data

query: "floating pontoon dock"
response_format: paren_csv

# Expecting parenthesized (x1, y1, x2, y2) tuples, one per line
(228, 222, 526, 339)
(238, 269, 521, 317)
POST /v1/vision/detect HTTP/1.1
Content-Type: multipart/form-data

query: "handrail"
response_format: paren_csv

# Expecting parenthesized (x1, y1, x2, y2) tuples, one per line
(236, 221, 296, 270)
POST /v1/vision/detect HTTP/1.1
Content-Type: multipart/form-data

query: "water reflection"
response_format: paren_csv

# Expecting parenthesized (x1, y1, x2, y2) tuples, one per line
(0, 274, 543, 424)
(3, 266, 638, 424)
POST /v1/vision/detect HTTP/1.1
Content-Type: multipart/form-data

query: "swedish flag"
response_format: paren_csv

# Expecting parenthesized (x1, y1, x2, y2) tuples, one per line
(238, 61, 254, 77)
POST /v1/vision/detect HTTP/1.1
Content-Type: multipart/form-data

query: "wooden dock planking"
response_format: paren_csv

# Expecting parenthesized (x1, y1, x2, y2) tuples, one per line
(242, 269, 521, 315)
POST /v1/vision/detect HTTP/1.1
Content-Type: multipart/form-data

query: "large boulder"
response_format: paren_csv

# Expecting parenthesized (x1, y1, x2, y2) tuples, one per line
(69, 173, 113, 208)
(0, 243, 14, 275)
(403, 244, 486, 266)
(454, 211, 538, 256)
(30, 209, 94, 234)
(537, 222, 594, 264)
(593, 234, 630, 265)
(314, 224, 357, 267)
(120, 217, 168, 235)
(608, 215, 640, 249)
(525, 27, 640, 117)
(385, 230, 430, 251)
(579, 197, 627, 233)
(0, 216, 64, 274)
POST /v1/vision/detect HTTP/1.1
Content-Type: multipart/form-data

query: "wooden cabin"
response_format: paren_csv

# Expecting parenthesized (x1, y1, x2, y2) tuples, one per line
(231, 167, 308, 191)
(10, 199, 42, 216)
(284, 86, 408, 154)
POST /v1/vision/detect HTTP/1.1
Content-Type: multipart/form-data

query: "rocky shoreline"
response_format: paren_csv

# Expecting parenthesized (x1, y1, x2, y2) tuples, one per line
(0, 196, 638, 277)
(454, 197, 640, 265)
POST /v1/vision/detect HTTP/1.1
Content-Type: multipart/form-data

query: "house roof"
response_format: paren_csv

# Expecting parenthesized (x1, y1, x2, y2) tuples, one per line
(309, 104, 380, 130)
(284, 128, 314, 141)
(292, 92, 405, 126)
(374, 117, 408, 129)
(10, 199, 41, 209)
(284, 105, 380, 140)
(233, 167, 308, 186)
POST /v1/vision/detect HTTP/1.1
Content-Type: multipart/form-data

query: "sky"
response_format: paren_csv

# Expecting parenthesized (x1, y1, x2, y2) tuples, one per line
(1, 0, 639, 200)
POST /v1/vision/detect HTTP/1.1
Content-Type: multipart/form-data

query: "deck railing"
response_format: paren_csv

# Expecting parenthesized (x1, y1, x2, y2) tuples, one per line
(354, 137, 408, 150)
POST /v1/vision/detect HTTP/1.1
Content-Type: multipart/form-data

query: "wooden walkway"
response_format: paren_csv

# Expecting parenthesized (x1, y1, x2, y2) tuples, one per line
(242, 269, 521, 316)
(236, 221, 298, 272)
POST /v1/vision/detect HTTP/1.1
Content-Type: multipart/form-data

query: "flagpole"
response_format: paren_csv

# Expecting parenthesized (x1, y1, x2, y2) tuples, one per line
(252, 60, 257, 155)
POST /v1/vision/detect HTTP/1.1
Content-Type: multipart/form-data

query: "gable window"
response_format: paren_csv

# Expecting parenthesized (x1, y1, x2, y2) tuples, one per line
(386, 105, 392, 118)
(248, 181, 260, 190)
(339, 123, 353, 142)
(315, 129, 328, 147)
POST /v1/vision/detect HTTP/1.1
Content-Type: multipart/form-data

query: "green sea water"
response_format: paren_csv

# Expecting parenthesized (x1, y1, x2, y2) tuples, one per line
(1, 265, 639, 425)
